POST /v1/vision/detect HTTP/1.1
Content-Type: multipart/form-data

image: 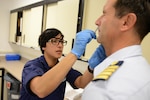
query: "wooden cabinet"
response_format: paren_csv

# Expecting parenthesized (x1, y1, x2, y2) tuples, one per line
(9, 12, 18, 43)
(9, 5, 43, 49)
(9, 11, 23, 45)
(22, 6, 43, 49)
(45, 0, 80, 55)
(9, 0, 80, 53)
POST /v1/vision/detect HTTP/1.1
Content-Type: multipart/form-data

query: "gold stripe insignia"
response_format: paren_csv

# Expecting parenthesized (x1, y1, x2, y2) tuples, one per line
(93, 61, 124, 81)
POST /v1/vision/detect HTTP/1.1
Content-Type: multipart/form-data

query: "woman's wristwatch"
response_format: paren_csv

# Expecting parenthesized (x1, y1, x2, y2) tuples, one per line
(88, 66, 93, 74)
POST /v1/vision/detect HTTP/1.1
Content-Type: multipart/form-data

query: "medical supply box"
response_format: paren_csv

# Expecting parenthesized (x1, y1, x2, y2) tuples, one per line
(5, 54, 21, 61)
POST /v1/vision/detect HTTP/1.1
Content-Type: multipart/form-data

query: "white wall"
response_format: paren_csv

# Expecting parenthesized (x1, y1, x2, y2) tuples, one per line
(0, 1, 14, 54)
(141, 33, 150, 63)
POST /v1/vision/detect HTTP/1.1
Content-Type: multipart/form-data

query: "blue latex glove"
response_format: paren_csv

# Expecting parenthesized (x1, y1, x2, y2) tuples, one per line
(88, 45, 106, 70)
(71, 30, 96, 58)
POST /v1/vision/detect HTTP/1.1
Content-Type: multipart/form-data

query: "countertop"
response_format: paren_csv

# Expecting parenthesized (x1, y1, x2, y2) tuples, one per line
(0, 56, 28, 81)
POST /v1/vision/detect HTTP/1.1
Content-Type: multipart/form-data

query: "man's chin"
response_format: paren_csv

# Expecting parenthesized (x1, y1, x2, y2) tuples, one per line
(97, 39, 101, 43)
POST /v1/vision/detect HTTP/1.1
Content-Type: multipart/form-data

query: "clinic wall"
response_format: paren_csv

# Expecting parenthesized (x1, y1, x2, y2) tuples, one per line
(82, 0, 106, 59)
(0, 1, 15, 55)
(141, 33, 150, 63)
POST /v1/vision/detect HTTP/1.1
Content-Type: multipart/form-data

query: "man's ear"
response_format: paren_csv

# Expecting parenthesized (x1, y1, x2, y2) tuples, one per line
(121, 13, 137, 31)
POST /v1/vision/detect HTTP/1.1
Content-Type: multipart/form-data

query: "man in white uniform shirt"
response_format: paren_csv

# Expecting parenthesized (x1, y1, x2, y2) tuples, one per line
(82, 0, 150, 100)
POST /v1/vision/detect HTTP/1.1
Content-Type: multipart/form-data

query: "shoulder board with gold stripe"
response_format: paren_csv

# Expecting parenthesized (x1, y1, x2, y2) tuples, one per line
(93, 61, 124, 81)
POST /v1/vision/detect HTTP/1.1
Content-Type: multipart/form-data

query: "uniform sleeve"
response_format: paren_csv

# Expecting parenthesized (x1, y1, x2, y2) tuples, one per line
(22, 61, 44, 95)
(66, 68, 82, 89)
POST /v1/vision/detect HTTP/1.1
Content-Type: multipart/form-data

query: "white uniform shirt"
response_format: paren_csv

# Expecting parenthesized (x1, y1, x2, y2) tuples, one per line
(82, 45, 150, 100)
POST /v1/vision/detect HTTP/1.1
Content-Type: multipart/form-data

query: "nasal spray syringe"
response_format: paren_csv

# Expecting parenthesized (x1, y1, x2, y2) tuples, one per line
(94, 27, 98, 33)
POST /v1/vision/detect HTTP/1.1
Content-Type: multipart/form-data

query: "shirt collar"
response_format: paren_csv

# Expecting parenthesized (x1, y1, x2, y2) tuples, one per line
(108, 45, 142, 61)
(94, 45, 142, 76)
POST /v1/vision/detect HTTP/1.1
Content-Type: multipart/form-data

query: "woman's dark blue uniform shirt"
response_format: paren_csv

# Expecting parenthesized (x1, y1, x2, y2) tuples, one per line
(20, 55, 82, 100)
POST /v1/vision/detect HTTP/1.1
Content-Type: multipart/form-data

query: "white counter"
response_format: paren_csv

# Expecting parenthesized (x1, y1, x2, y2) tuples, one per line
(0, 56, 28, 81)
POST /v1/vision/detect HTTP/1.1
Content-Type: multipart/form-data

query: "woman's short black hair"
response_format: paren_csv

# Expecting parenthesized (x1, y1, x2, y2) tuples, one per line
(38, 28, 64, 54)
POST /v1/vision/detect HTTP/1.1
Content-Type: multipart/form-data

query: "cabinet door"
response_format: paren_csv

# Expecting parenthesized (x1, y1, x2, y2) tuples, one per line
(22, 9, 31, 47)
(45, 0, 79, 55)
(9, 12, 17, 43)
(22, 6, 43, 49)
(82, 0, 106, 60)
